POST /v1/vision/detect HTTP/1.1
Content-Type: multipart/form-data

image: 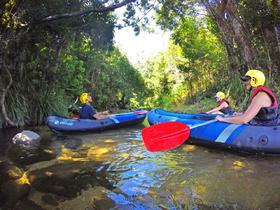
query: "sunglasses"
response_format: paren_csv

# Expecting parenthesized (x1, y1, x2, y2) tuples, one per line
(241, 76, 250, 82)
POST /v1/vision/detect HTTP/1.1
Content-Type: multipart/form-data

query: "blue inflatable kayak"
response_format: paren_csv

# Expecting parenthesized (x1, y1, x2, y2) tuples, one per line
(148, 109, 280, 154)
(47, 110, 147, 133)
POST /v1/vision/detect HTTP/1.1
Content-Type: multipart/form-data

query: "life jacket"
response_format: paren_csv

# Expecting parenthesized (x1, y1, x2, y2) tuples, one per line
(250, 86, 278, 122)
(217, 99, 233, 115)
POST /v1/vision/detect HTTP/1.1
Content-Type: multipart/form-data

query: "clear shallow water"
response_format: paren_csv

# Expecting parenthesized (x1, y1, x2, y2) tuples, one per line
(1, 125, 280, 209)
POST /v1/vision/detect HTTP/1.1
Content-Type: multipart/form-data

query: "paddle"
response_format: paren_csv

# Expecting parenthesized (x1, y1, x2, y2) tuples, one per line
(112, 110, 148, 116)
(107, 110, 147, 118)
(108, 110, 148, 123)
(69, 110, 147, 119)
(142, 119, 217, 152)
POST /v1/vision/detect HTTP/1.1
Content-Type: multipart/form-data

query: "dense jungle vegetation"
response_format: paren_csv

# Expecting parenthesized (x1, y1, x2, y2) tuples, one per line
(0, 0, 280, 128)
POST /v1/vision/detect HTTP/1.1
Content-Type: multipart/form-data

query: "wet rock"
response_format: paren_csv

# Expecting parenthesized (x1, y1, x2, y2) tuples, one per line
(8, 145, 56, 165)
(52, 135, 68, 141)
(63, 138, 82, 149)
(5, 165, 24, 179)
(0, 161, 24, 185)
(8, 130, 54, 165)
(1, 179, 31, 208)
(28, 162, 113, 198)
(41, 194, 59, 206)
(12, 130, 41, 149)
(51, 135, 83, 149)
(91, 197, 115, 210)
(13, 199, 45, 210)
(0, 161, 24, 206)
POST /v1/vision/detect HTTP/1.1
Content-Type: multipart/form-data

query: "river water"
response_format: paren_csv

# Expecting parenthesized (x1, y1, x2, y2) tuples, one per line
(1, 123, 280, 209)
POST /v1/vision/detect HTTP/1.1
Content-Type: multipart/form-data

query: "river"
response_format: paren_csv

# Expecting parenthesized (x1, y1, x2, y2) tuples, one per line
(1, 123, 280, 209)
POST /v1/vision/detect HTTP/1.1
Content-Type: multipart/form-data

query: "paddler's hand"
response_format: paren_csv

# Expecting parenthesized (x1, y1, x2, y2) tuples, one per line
(216, 115, 225, 122)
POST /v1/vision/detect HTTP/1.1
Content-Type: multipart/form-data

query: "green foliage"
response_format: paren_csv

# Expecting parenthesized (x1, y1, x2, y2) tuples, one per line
(0, 0, 149, 126)
(3, 0, 280, 127)
(152, 0, 280, 112)
(171, 98, 215, 113)
(141, 51, 176, 108)
(61, 54, 85, 95)
(81, 47, 147, 110)
(142, 15, 228, 109)
(155, 0, 198, 30)
(0, 0, 19, 31)
(172, 17, 227, 75)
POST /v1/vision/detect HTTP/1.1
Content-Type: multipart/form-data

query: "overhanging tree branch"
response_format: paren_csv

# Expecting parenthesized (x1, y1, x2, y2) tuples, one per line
(37, 0, 137, 24)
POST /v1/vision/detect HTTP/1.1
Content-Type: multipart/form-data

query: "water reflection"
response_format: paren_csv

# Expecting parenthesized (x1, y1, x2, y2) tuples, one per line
(1, 125, 280, 209)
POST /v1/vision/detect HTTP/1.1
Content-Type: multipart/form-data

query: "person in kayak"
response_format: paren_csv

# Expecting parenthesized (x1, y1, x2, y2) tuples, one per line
(216, 69, 279, 125)
(79, 92, 110, 119)
(206, 91, 233, 115)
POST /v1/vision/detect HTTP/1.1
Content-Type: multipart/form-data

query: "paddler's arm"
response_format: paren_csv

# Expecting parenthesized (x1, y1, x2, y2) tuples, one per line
(216, 93, 266, 124)
(206, 102, 228, 114)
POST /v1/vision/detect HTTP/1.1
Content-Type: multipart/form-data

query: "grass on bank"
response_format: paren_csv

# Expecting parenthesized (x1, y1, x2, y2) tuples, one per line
(167, 98, 241, 114)
(169, 98, 216, 113)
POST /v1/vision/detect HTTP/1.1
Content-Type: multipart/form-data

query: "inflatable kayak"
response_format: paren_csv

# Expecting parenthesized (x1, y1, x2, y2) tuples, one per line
(148, 109, 280, 154)
(47, 110, 147, 133)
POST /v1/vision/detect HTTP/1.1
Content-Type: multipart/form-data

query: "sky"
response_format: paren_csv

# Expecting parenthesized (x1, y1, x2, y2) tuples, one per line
(114, 10, 170, 65)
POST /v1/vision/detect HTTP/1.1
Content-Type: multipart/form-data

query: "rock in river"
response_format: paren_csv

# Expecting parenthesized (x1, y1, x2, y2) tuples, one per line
(12, 130, 41, 149)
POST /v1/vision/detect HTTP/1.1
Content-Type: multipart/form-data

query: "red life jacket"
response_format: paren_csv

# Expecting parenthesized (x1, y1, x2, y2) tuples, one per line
(217, 99, 233, 115)
(250, 86, 278, 121)
(217, 99, 230, 107)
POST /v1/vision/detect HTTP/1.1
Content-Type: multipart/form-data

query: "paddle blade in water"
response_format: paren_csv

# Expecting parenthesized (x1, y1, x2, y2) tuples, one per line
(142, 122, 190, 152)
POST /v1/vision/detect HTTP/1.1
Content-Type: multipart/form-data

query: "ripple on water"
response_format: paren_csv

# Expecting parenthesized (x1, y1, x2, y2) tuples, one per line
(2, 126, 280, 209)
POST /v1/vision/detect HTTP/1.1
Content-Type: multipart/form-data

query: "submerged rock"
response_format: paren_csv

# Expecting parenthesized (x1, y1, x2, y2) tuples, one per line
(41, 194, 59, 206)
(0, 161, 24, 184)
(28, 161, 113, 198)
(8, 145, 56, 165)
(0, 161, 27, 208)
(1, 179, 31, 208)
(51, 135, 83, 150)
(14, 199, 44, 210)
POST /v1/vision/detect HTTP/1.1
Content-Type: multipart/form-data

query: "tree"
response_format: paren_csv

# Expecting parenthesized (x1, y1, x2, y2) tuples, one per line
(156, 0, 280, 76)
(0, 0, 152, 127)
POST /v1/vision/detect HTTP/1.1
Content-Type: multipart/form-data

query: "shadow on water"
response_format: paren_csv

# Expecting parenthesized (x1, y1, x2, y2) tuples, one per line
(1, 125, 280, 209)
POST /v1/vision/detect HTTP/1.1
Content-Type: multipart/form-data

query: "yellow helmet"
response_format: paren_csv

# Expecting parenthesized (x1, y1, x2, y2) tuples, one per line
(80, 92, 89, 104)
(215, 91, 225, 100)
(242, 69, 265, 87)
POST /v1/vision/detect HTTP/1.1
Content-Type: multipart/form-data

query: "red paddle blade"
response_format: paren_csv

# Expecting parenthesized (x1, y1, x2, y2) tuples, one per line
(142, 122, 190, 152)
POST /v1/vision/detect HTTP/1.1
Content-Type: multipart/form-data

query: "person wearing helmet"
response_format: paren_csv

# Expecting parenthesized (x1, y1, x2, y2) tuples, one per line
(206, 91, 233, 115)
(216, 69, 279, 125)
(79, 92, 109, 120)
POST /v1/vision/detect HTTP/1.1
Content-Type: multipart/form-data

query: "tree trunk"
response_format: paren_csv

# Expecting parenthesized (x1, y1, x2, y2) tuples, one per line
(0, 65, 17, 127)
(261, 26, 280, 77)
(272, 0, 280, 10)
(201, 0, 243, 74)
(225, 0, 257, 68)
